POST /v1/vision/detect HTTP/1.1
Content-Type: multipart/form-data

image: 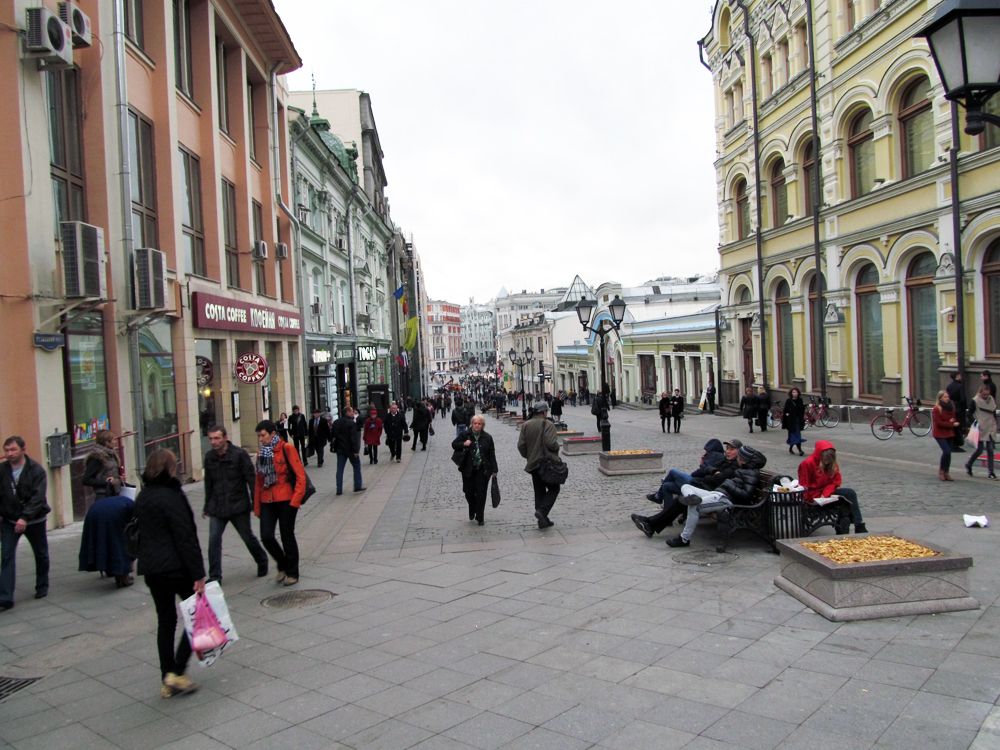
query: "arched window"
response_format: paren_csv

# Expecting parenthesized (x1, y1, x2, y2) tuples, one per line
(855, 263, 884, 396)
(738, 285, 752, 304)
(770, 159, 788, 227)
(719, 7, 731, 50)
(849, 109, 876, 198)
(802, 139, 817, 215)
(808, 274, 826, 390)
(906, 251, 941, 401)
(984, 239, 1000, 356)
(735, 178, 750, 240)
(900, 76, 934, 179)
(776, 280, 794, 387)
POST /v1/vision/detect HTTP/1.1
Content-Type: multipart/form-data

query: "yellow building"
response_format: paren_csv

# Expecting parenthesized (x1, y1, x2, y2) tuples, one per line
(701, 0, 1000, 407)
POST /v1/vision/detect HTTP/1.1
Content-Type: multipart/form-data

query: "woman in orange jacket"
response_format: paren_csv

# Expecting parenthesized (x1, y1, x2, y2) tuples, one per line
(797, 439, 867, 534)
(254, 419, 306, 586)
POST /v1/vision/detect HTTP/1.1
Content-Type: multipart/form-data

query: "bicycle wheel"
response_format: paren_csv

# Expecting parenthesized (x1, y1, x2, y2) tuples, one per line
(767, 408, 782, 430)
(820, 407, 841, 428)
(803, 414, 814, 430)
(870, 414, 895, 440)
(908, 410, 931, 437)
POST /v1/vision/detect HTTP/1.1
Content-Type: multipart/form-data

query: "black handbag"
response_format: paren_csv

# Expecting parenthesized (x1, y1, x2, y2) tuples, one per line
(537, 458, 569, 485)
(490, 476, 501, 508)
(284, 444, 316, 503)
(402, 433, 411, 442)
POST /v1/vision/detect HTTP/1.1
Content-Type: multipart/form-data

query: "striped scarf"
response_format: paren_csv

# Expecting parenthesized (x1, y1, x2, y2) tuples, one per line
(256, 434, 281, 487)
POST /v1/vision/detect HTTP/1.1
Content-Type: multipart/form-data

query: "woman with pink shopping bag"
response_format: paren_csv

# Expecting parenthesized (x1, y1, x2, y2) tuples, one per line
(134, 449, 207, 698)
(965, 384, 997, 479)
(180, 580, 239, 666)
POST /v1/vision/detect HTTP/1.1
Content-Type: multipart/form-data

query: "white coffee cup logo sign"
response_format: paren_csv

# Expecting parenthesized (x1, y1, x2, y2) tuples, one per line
(234, 352, 269, 384)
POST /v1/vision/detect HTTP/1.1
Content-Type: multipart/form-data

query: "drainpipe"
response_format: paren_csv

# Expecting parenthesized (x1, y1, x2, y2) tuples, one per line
(949, 102, 966, 383)
(112, 0, 146, 476)
(805, 0, 827, 400)
(734, 0, 769, 394)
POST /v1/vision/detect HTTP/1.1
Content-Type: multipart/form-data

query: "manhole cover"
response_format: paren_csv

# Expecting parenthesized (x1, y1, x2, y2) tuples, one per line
(0, 677, 41, 702)
(260, 589, 335, 609)
(672, 549, 738, 566)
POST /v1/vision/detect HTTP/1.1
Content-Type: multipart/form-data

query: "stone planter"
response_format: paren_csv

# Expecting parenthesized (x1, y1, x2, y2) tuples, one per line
(562, 437, 602, 456)
(556, 430, 584, 445)
(774, 536, 978, 622)
(597, 450, 663, 476)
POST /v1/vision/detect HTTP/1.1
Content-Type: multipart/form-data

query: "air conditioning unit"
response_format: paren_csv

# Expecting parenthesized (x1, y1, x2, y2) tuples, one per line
(252, 240, 268, 261)
(24, 7, 73, 67)
(60, 221, 106, 299)
(58, 1, 92, 48)
(134, 247, 167, 310)
(275, 241, 289, 260)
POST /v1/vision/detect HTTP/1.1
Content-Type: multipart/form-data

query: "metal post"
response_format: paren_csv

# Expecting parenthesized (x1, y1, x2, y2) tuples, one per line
(599, 328, 611, 451)
(805, 0, 827, 400)
(950, 102, 967, 382)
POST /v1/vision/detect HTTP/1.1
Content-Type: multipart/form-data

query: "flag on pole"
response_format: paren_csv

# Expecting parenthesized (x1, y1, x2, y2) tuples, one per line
(401, 295, 409, 317)
(403, 317, 419, 350)
(393, 285, 405, 300)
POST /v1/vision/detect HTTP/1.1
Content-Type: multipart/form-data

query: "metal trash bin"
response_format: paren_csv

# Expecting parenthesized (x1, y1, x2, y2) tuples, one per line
(767, 489, 807, 540)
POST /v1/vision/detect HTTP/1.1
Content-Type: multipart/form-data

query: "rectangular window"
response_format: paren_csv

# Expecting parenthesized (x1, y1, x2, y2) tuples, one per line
(66, 312, 110, 448)
(252, 199, 266, 295)
(216, 39, 229, 133)
(857, 291, 884, 396)
(778, 303, 795, 387)
(247, 81, 258, 161)
(174, 0, 193, 97)
(178, 147, 205, 276)
(761, 54, 772, 98)
(777, 39, 790, 86)
(128, 109, 157, 248)
(124, 0, 144, 48)
(222, 179, 240, 288)
(796, 22, 809, 74)
(46, 69, 85, 231)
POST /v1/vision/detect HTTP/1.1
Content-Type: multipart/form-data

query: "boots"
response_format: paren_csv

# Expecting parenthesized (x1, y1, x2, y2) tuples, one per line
(944, 472, 954, 481)
(938, 469, 947, 481)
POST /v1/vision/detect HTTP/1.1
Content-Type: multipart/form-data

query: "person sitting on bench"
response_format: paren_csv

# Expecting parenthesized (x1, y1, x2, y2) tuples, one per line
(645, 438, 727, 506)
(665, 445, 767, 548)
(798, 439, 867, 534)
(632, 439, 741, 538)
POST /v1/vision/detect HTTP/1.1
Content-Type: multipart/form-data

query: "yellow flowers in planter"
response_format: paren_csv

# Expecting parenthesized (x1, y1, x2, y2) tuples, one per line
(803, 536, 938, 564)
(606, 450, 657, 456)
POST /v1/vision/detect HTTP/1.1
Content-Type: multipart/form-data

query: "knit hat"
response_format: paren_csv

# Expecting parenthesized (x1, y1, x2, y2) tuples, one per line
(532, 400, 549, 413)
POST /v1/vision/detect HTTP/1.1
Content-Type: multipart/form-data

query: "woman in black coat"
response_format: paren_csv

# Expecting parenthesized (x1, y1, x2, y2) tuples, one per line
(782, 387, 807, 456)
(669, 389, 685, 433)
(451, 415, 499, 525)
(658, 391, 671, 433)
(755, 388, 771, 432)
(739, 387, 757, 433)
(135, 449, 206, 698)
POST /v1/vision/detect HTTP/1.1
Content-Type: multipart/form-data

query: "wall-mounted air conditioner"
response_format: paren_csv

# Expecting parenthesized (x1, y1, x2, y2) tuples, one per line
(60, 221, 106, 299)
(24, 7, 73, 67)
(252, 240, 268, 261)
(58, 2, 92, 48)
(134, 247, 167, 309)
(275, 242, 289, 259)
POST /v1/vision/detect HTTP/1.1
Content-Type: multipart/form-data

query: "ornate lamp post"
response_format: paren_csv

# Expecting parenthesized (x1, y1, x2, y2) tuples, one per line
(916, 0, 1000, 380)
(508, 346, 533, 420)
(575, 295, 627, 450)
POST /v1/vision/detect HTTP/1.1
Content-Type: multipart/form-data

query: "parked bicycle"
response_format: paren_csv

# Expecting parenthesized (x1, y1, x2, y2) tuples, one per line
(870, 396, 931, 440)
(769, 396, 840, 429)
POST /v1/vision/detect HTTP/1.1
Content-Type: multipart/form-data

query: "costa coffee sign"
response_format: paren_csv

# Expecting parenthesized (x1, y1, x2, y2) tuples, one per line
(191, 292, 302, 335)
(235, 352, 268, 384)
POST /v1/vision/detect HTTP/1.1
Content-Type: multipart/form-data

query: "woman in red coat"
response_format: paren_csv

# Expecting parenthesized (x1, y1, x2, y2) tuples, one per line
(932, 390, 960, 481)
(362, 408, 384, 465)
(797, 439, 867, 534)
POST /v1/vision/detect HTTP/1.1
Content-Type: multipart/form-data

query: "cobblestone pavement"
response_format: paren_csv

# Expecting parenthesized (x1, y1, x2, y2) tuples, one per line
(0, 410, 998, 750)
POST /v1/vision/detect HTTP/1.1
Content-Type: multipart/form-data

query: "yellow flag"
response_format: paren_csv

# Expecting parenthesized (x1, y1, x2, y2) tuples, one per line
(403, 316, 419, 350)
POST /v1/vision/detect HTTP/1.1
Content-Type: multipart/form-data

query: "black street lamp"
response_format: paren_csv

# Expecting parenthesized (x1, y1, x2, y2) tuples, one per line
(575, 294, 627, 450)
(508, 346, 533, 420)
(917, 0, 1000, 136)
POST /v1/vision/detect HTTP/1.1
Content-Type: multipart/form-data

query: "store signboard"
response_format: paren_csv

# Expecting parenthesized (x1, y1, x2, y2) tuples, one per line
(234, 352, 269, 384)
(357, 345, 378, 362)
(191, 292, 302, 336)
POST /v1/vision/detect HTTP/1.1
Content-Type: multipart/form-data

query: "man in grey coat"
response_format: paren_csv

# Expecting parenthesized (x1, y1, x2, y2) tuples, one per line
(517, 401, 562, 529)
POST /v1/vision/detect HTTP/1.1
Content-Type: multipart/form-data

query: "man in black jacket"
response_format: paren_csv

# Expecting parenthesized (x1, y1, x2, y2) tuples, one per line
(410, 400, 432, 451)
(947, 372, 968, 451)
(0, 436, 50, 609)
(332, 407, 364, 495)
(666, 445, 766, 547)
(307, 408, 331, 467)
(383, 402, 408, 462)
(203, 426, 268, 582)
(288, 405, 308, 465)
(452, 398, 473, 438)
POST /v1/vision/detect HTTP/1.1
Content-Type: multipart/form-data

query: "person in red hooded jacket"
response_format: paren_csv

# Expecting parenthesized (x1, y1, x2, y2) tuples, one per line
(797, 439, 867, 534)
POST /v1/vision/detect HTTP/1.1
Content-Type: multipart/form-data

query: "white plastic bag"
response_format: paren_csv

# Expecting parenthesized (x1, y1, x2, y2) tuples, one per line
(180, 581, 239, 666)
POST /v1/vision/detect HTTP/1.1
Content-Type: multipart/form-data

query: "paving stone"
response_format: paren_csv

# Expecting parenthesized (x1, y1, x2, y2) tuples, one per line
(596, 718, 696, 750)
(541, 704, 628, 742)
(703, 710, 798, 749)
(502, 726, 592, 750)
(873, 715, 977, 749)
(342, 718, 434, 750)
(397, 698, 484, 733)
(443, 710, 534, 749)
(203, 710, 292, 746)
(301, 703, 388, 740)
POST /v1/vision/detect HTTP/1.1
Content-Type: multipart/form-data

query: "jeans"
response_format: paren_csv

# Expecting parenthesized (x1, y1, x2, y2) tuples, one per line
(0, 519, 49, 604)
(336, 453, 363, 492)
(968, 439, 996, 475)
(530, 471, 561, 520)
(832, 487, 864, 525)
(293, 435, 308, 464)
(660, 416, 668, 433)
(207, 513, 267, 581)
(462, 470, 490, 522)
(259, 501, 299, 578)
(935, 437, 953, 472)
(656, 469, 693, 501)
(672, 416, 681, 432)
(679, 485, 732, 541)
(145, 574, 194, 678)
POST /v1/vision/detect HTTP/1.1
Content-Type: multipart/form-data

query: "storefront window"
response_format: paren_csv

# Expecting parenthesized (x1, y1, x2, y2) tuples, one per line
(195, 339, 219, 456)
(139, 320, 178, 458)
(66, 313, 109, 446)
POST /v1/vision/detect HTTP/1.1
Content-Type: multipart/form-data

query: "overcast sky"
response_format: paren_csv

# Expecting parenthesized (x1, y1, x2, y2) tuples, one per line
(275, 0, 720, 304)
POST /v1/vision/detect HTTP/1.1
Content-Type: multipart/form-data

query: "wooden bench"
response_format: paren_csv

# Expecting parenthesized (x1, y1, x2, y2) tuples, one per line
(709, 470, 852, 554)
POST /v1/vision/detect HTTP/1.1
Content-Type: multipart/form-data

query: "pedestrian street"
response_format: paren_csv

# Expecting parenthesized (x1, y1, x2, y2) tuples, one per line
(1, 405, 998, 749)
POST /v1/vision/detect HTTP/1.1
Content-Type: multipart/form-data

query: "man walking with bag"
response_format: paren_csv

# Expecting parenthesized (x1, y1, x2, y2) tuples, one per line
(287, 406, 308, 465)
(332, 407, 364, 495)
(307, 408, 331, 467)
(0, 436, 50, 610)
(203, 425, 268, 582)
(518, 401, 564, 529)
